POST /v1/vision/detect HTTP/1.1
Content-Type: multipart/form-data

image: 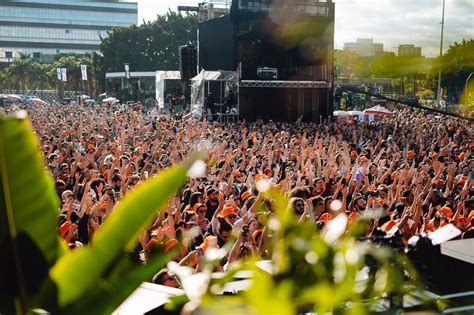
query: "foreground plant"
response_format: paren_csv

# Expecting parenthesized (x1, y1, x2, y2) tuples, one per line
(167, 188, 434, 315)
(0, 111, 200, 314)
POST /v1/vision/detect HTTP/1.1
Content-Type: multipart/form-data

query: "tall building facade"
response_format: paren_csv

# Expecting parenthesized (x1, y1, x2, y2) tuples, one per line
(0, 0, 138, 63)
(343, 38, 384, 57)
(397, 44, 422, 57)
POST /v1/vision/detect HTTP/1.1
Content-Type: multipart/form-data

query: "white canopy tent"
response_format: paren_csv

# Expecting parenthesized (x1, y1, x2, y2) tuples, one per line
(332, 110, 346, 116)
(190, 70, 238, 106)
(363, 105, 393, 116)
(155, 71, 181, 109)
(333, 110, 368, 122)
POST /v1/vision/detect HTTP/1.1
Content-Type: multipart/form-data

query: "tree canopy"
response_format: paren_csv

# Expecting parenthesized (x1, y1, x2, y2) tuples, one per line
(100, 11, 198, 73)
(439, 39, 474, 90)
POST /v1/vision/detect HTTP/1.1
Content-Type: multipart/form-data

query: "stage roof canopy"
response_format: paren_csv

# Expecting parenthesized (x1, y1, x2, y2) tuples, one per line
(191, 70, 238, 82)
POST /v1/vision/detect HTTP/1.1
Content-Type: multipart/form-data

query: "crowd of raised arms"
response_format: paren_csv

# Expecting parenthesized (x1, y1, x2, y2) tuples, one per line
(18, 102, 474, 288)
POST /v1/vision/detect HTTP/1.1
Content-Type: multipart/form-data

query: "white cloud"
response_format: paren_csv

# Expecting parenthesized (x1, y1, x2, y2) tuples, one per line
(138, 0, 474, 57)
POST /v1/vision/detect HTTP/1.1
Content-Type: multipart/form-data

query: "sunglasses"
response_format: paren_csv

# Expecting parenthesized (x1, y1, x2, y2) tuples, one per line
(197, 209, 206, 214)
(226, 215, 237, 220)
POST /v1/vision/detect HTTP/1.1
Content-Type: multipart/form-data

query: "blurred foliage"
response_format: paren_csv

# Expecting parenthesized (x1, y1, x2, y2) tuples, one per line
(174, 188, 433, 315)
(0, 112, 198, 314)
(0, 112, 61, 315)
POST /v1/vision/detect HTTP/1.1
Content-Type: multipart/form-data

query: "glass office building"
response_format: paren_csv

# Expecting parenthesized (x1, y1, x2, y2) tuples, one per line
(0, 0, 138, 62)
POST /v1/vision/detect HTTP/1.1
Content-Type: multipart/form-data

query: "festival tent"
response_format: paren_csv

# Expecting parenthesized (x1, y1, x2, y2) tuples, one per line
(346, 110, 365, 116)
(333, 110, 346, 116)
(155, 71, 181, 109)
(102, 97, 119, 105)
(334, 110, 367, 123)
(7, 94, 22, 100)
(30, 98, 48, 105)
(363, 105, 393, 116)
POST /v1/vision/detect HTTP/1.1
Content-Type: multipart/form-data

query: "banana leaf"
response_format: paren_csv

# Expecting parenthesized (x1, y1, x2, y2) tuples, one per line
(0, 113, 61, 314)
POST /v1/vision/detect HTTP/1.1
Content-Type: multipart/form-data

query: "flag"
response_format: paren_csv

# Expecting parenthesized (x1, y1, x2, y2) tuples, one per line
(57, 68, 62, 80)
(81, 65, 87, 81)
(61, 68, 67, 82)
(124, 64, 130, 79)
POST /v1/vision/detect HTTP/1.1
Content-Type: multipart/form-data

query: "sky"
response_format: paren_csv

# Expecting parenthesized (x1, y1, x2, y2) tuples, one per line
(137, 0, 474, 57)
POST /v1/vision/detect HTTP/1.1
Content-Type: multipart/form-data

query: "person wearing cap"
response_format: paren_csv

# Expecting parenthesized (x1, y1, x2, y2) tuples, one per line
(218, 206, 238, 225)
(241, 191, 252, 204)
(59, 220, 83, 249)
(407, 150, 416, 160)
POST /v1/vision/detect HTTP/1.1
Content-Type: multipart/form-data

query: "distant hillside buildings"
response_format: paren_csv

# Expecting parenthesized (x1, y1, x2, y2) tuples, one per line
(397, 44, 422, 57)
(343, 38, 384, 57)
(343, 39, 423, 58)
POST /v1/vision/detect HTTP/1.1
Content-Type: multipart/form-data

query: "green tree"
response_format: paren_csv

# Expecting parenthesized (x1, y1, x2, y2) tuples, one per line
(436, 39, 474, 101)
(29, 63, 54, 91)
(5, 53, 37, 92)
(87, 52, 105, 96)
(50, 56, 90, 96)
(100, 11, 197, 73)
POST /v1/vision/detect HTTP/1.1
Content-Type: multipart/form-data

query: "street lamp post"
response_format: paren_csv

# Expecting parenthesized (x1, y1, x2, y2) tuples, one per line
(465, 72, 474, 93)
(436, 0, 446, 109)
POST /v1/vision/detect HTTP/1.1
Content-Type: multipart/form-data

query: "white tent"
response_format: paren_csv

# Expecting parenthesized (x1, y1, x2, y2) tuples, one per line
(102, 97, 119, 105)
(190, 70, 238, 106)
(30, 98, 48, 105)
(333, 110, 347, 116)
(155, 71, 181, 109)
(7, 94, 22, 101)
(363, 105, 393, 116)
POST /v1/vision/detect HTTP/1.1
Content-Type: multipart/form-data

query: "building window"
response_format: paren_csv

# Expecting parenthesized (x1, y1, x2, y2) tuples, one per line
(65, 29, 71, 34)
(5, 51, 13, 59)
(33, 52, 40, 59)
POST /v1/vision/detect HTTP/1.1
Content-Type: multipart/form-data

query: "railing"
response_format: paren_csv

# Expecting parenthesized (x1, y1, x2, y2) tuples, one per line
(238, 0, 331, 16)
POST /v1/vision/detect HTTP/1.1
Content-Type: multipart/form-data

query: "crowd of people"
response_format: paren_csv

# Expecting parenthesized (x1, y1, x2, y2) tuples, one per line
(13, 101, 474, 289)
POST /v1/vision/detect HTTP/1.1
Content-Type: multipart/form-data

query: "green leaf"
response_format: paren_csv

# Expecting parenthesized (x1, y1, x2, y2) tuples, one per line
(63, 251, 170, 315)
(0, 114, 61, 314)
(50, 160, 192, 307)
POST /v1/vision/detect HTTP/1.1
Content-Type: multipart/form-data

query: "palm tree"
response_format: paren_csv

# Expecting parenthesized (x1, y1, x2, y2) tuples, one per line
(5, 53, 35, 93)
(30, 63, 54, 98)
